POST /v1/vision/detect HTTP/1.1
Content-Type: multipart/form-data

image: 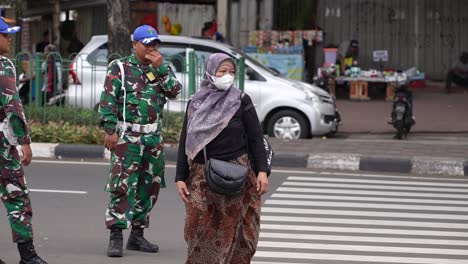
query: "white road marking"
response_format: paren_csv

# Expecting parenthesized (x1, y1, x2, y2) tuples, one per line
(277, 187, 468, 199)
(271, 193, 468, 205)
(262, 207, 468, 220)
(282, 181, 468, 193)
(259, 232, 468, 246)
(261, 215, 468, 229)
(254, 251, 468, 264)
(29, 188, 87, 194)
(260, 224, 468, 237)
(287, 176, 468, 187)
(265, 199, 468, 211)
(258, 241, 468, 255)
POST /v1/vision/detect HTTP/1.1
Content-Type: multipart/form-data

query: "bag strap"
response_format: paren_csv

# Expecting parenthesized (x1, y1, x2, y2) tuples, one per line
(115, 60, 126, 138)
(203, 146, 208, 162)
(240, 92, 254, 111)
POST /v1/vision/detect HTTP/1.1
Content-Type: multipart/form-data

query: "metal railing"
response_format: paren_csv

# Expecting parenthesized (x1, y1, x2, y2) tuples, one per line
(9, 49, 245, 128)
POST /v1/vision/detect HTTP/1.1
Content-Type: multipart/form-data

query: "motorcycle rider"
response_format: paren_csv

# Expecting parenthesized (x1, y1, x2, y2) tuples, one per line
(391, 83, 415, 139)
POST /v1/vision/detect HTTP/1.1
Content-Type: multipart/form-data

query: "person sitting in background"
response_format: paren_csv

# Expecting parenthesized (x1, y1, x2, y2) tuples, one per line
(445, 51, 468, 94)
(337, 39, 359, 74)
(35, 31, 50, 53)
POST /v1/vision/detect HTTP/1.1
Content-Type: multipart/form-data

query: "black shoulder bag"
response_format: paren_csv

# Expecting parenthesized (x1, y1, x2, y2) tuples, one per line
(204, 147, 249, 196)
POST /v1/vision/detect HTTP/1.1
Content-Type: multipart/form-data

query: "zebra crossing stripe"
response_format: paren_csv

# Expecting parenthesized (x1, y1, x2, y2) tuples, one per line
(259, 232, 468, 246)
(282, 181, 468, 193)
(277, 187, 468, 199)
(261, 215, 468, 229)
(262, 207, 468, 220)
(286, 176, 468, 187)
(257, 241, 468, 255)
(254, 251, 468, 264)
(271, 193, 468, 205)
(265, 199, 468, 211)
(260, 224, 468, 237)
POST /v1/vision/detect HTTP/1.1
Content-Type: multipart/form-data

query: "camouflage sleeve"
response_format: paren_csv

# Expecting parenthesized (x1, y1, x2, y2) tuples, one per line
(0, 58, 31, 144)
(98, 60, 121, 130)
(155, 64, 181, 100)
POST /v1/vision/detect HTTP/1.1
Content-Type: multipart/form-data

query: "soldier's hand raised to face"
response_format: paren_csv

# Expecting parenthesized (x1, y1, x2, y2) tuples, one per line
(145, 51, 163, 69)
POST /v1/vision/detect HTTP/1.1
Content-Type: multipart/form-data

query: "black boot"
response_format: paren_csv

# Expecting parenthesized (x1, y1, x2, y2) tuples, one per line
(17, 240, 48, 264)
(126, 227, 159, 253)
(107, 227, 123, 257)
(0, 259, 5, 264)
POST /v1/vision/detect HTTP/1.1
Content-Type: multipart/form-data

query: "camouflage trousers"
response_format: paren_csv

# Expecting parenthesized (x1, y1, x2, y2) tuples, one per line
(105, 133, 165, 229)
(0, 135, 33, 243)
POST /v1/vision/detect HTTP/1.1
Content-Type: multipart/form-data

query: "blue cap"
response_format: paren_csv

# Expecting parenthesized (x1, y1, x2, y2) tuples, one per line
(0, 17, 20, 34)
(133, 25, 161, 44)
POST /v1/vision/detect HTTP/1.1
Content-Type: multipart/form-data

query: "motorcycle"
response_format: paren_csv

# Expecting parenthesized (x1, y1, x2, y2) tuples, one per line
(389, 85, 415, 139)
(313, 65, 342, 136)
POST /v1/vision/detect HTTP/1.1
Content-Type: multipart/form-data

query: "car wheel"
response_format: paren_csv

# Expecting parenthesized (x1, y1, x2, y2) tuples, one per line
(267, 110, 309, 139)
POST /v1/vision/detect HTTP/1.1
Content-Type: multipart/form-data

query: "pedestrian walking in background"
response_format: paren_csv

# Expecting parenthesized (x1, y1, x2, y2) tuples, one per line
(98, 24, 181, 258)
(0, 17, 47, 264)
(175, 53, 269, 264)
(41, 44, 62, 105)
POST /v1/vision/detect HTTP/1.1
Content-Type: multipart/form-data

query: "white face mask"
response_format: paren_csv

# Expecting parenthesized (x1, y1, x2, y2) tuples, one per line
(208, 73, 234, 90)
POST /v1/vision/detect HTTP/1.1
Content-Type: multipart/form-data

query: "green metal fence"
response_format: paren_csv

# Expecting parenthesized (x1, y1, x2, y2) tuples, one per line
(9, 49, 245, 129)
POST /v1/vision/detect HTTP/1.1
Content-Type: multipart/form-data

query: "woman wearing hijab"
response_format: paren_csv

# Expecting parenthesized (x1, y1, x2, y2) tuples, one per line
(175, 53, 269, 263)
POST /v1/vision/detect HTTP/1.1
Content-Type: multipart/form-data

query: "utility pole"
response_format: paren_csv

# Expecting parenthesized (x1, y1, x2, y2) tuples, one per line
(107, 0, 131, 58)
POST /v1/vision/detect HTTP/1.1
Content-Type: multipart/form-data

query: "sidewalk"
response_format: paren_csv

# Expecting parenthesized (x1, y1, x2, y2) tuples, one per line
(30, 82, 468, 176)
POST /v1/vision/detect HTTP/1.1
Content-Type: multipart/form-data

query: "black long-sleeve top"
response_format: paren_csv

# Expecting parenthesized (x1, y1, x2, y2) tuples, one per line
(175, 93, 267, 182)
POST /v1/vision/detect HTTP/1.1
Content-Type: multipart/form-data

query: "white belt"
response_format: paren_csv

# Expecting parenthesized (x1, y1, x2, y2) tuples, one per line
(117, 121, 158, 134)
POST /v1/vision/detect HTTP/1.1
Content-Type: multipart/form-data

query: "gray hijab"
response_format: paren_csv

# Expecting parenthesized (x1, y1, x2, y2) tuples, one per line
(185, 53, 242, 162)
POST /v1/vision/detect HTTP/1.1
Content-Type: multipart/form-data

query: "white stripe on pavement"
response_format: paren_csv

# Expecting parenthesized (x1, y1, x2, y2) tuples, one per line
(277, 187, 468, 199)
(261, 215, 468, 229)
(254, 251, 468, 264)
(260, 224, 468, 237)
(265, 199, 468, 212)
(262, 207, 468, 220)
(29, 188, 87, 194)
(259, 232, 468, 246)
(257, 241, 468, 255)
(287, 176, 468, 188)
(252, 262, 319, 264)
(271, 193, 468, 205)
(282, 181, 468, 193)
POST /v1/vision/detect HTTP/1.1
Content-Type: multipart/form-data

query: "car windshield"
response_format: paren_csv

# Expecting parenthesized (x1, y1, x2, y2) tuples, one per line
(227, 47, 280, 77)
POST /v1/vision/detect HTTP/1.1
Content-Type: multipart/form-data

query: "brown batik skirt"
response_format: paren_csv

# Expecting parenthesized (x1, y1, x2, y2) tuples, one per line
(184, 154, 261, 264)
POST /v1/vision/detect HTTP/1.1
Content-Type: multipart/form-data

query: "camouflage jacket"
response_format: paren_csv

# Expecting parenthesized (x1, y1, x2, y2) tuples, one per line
(99, 54, 182, 133)
(0, 56, 31, 145)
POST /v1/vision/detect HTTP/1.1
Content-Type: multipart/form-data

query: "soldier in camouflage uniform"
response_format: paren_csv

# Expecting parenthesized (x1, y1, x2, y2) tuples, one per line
(0, 17, 47, 264)
(99, 25, 181, 258)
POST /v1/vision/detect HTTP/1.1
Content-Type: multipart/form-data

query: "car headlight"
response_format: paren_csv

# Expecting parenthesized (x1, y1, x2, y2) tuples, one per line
(304, 88, 320, 103)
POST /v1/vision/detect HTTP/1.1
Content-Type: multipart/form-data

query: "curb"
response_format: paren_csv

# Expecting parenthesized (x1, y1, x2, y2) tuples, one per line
(29, 143, 468, 176)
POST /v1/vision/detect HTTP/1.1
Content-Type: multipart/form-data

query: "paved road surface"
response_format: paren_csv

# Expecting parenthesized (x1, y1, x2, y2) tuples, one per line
(1, 160, 467, 263)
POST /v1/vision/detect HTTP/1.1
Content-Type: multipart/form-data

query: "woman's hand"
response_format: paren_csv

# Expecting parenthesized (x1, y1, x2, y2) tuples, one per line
(256, 172, 269, 195)
(176, 181, 190, 203)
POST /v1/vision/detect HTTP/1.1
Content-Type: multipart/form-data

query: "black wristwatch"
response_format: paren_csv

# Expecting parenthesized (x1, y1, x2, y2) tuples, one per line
(104, 127, 116, 135)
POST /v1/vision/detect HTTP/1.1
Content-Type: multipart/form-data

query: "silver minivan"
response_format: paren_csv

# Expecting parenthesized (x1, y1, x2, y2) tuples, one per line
(67, 35, 340, 139)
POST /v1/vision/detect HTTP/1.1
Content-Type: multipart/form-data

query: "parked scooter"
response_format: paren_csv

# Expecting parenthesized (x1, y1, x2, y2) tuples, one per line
(389, 84, 415, 139)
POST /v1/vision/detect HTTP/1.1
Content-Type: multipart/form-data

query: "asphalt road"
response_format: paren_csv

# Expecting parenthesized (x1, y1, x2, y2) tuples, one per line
(1, 160, 468, 264)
